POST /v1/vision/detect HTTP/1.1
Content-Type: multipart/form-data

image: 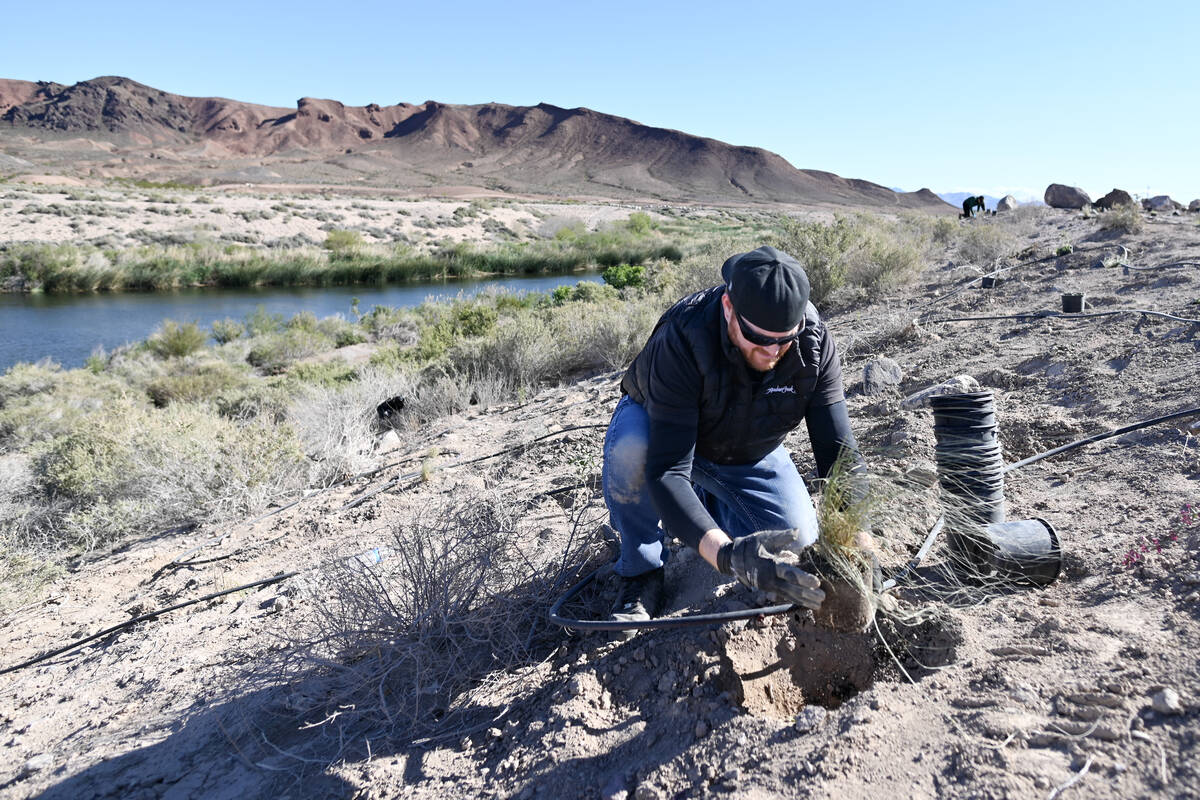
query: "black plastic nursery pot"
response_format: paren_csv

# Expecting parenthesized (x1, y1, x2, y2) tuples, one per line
(1062, 293, 1085, 313)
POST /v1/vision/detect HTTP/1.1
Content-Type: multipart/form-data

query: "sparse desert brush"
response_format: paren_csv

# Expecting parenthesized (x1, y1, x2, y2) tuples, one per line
(210, 317, 246, 344)
(286, 360, 359, 388)
(1099, 202, 1144, 234)
(955, 221, 1016, 265)
(27, 395, 305, 550)
(0, 362, 131, 449)
(323, 228, 363, 251)
(246, 328, 333, 375)
(144, 360, 252, 407)
(287, 368, 416, 483)
(279, 492, 604, 745)
(147, 319, 209, 358)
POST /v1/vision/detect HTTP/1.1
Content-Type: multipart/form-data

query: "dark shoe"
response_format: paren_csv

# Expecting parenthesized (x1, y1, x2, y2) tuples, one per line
(610, 567, 665, 629)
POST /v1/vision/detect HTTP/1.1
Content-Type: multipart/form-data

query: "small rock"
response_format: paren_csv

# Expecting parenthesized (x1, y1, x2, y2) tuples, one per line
(901, 375, 981, 409)
(1181, 573, 1200, 586)
(794, 705, 828, 733)
(271, 596, 290, 613)
(694, 720, 709, 738)
(1151, 688, 1183, 715)
(721, 768, 741, 785)
(736, 734, 748, 746)
(1185, 592, 1199, 604)
(20, 754, 52, 777)
(657, 673, 675, 693)
(377, 429, 402, 453)
(488, 727, 503, 739)
(862, 357, 903, 395)
(1034, 776, 1051, 790)
(633, 785, 663, 800)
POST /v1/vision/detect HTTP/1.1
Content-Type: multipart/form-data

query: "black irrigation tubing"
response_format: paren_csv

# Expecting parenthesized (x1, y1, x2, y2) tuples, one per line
(0, 571, 299, 676)
(924, 308, 1200, 325)
(549, 405, 1200, 632)
(908, 243, 1128, 317)
(1002, 406, 1200, 474)
(1121, 259, 1200, 272)
(155, 443, 443, 577)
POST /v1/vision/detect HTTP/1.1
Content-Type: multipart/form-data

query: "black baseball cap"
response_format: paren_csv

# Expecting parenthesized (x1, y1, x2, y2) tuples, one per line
(720, 246, 810, 331)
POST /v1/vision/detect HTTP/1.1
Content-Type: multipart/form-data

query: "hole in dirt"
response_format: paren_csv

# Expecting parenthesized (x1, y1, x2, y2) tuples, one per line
(718, 614, 876, 717)
(717, 577, 878, 717)
(718, 583, 966, 718)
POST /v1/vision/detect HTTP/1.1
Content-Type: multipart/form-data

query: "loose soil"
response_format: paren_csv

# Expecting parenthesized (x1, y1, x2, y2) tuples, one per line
(2, 209, 1199, 799)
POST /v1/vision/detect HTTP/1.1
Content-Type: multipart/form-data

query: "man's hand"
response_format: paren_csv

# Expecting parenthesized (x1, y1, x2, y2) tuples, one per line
(717, 529, 825, 610)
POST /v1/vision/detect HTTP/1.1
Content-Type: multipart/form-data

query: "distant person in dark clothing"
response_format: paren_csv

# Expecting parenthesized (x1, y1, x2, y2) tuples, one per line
(602, 246, 869, 624)
(961, 195, 985, 218)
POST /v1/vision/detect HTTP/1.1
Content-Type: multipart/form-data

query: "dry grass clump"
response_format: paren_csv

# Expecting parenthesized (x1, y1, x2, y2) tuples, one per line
(275, 492, 604, 747)
(954, 220, 1017, 266)
(1099, 202, 1145, 234)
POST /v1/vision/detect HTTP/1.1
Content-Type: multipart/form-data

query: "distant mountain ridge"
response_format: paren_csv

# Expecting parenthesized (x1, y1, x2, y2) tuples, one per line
(0, 76, 954, 210)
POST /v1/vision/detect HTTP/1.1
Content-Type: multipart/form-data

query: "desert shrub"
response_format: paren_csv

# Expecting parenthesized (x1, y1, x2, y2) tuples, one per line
(214, 381, 293, 423)
(408, 302, 500, 362)
(211, 318, 246, 344)
(626, 211, 655, 234)
(279, 493, 604, 746)
(245, 305, 286, 336)
(29, 396, 305, 549)
(287, 360, 359, 387)
(1099, 202, 1144, 234)
(147, 320, 208, 359)
(0, 363, 130, 449)
(247, 329, 332, 375)
(769, 216, 871, 303)
(602, 263, 645, 289)
(144, 361, 251, 407)
(324, 229, 364, 251)
(956, 223, 1016, 265)
(932, 217, 959, 244)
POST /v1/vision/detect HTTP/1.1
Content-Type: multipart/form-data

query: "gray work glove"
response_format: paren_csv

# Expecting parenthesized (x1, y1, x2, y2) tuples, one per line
(716, 529, 825, 610)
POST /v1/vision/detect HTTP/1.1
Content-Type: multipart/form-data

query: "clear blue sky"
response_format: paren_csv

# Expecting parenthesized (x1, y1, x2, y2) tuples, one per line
(4, 1, 1197, 202)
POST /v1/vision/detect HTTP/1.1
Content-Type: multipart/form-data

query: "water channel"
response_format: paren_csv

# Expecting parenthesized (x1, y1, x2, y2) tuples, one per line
(0, 272, 602, 371)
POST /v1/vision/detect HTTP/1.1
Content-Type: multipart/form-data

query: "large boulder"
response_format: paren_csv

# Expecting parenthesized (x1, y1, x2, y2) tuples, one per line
(996, 195, 1019, 212)
(1189, 199, 1200, 213)
(1143, 195, 1178, 212)
(1093, 188, 1134, 210)
(1044, 184, 1092, 209)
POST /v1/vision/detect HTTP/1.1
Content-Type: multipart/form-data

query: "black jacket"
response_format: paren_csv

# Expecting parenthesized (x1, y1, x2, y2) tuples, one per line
(621, 285, 845, 464)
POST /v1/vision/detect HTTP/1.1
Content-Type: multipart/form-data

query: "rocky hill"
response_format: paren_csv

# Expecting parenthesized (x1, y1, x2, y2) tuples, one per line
(0, 76, 952, 209)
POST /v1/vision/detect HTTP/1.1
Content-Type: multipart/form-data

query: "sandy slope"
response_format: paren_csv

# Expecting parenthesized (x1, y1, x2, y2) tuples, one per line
(1, 210, 1198, 799)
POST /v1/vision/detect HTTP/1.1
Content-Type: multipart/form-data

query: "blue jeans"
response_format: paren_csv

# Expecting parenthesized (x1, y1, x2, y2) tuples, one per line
(601, 396, 818, 577)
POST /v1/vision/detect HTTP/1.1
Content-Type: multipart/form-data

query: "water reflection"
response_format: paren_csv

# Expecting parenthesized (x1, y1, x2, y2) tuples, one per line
(0, 272, 601, 370)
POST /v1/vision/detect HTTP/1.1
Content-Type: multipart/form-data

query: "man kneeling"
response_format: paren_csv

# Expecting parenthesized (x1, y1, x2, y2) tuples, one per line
(601, 246, 868, 625)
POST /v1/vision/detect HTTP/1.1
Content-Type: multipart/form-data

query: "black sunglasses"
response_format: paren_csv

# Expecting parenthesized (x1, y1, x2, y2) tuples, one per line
(734, 311, 802, 347)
